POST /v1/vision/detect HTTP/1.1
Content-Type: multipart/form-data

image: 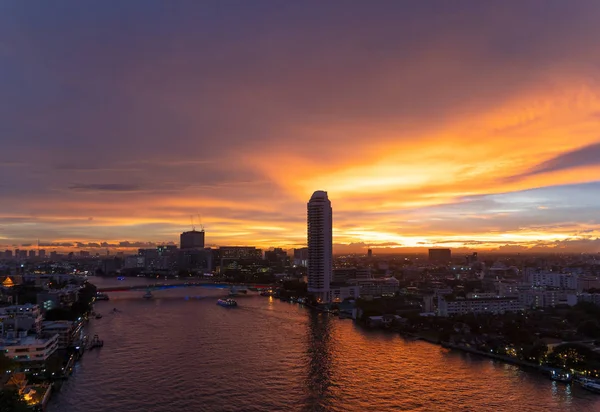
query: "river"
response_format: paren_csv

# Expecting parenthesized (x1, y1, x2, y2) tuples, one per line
(47, 277, 600, 411)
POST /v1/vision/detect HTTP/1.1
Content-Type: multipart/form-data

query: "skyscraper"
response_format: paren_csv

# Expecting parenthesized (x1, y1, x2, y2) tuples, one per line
(180, 230, 205, 250)
(307, 190, 332, 303)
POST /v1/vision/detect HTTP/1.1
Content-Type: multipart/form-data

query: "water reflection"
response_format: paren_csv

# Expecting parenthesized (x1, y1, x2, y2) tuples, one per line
(303, 311, 335, 411)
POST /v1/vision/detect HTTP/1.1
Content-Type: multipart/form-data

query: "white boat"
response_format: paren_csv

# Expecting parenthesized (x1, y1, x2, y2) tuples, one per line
(217, 298, 237, 307)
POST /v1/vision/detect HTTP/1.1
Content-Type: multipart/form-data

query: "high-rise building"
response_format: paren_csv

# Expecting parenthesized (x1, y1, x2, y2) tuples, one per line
(29, 250, 36, 258)
(38, 249, 46, 258)
(307, 190, 332, 303)
(180, 230, 205, 250)
(367, 248, 373, 258)
(429, 248, 451, 263)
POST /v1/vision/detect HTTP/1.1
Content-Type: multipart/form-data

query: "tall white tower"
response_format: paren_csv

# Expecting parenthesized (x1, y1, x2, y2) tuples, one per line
(307, 190, 332, 303)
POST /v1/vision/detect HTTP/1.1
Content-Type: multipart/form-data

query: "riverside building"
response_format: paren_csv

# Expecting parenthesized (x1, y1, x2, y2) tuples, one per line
(307, 191, 333, 303)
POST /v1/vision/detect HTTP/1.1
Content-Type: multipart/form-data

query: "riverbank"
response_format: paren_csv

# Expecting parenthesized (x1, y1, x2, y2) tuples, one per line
(272, 295, 598, 385)
(440, 342, 544, 371)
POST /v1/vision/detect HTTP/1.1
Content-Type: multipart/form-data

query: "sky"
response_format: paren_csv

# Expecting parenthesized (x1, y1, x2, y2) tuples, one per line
(1, 1, 600, 254)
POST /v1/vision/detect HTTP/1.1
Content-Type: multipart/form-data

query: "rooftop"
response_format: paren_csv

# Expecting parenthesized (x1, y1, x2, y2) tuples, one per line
(0, 335, 54, 347)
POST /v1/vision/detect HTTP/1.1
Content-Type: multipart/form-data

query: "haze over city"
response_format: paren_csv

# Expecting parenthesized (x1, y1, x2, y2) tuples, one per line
(2, 2, 600, 254)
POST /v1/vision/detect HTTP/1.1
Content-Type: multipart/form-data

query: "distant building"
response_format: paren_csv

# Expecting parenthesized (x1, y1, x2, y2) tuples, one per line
(265, 248, 288, 267)
(218, 246, 262, 269)
(4, 250, 12, 259)
(568, 293, 600, 307)
(307, 190, 333, 303)
(28, 250, 36, 258)
(293, 247, 308, 267)
(38, 249, 46, 258)
(157, 245, 177, 256)
(180, 230, 205, 250)
(577, 276, 600, 292)
(465, 252, 478, 264)
(438, 295, 522, 317)
(528, 272, 577, 289)
(178, 248, 212, 271)
(367, 248, 373, 258)
(518, 288, 571, 309)
(349, 276, 399, 297)
(429, 248, 451, 263)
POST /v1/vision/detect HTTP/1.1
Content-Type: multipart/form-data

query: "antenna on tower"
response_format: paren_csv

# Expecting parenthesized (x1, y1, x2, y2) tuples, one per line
(197, 212, 204, 231)
(190, 215, 196, 231)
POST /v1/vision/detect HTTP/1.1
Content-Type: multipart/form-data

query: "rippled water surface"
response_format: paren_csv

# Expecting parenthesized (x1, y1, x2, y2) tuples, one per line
(48, 278, 600, 412)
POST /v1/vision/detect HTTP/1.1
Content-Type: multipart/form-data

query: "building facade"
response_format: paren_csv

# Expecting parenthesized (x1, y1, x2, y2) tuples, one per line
(429, 248, 451, 263)
(0, 332, 59, 369)
(438, 296, 523, 317)
(307, 191, 333, 303)
(180, 230, 205, 250)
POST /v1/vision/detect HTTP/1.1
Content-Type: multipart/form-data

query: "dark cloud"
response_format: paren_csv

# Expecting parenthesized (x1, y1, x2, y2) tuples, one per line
(39, 242, 75, 247)
(69, 184, 141, 192)
(518, 141, 600, 178)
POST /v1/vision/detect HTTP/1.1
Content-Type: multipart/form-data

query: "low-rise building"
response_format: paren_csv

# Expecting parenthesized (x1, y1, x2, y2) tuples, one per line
(0, 304, 43, 335)
(528, 272, 577, 290)
(0, 331, 59, 369)
(37, 286, 79, 312)
(42, 321, 84, 350)
(518, 288, 572, 308)
(330, 285, 360, 302)
(567, 293, 600, 307)
(438, 296, 523, 317)
(348, 276, 399, 297)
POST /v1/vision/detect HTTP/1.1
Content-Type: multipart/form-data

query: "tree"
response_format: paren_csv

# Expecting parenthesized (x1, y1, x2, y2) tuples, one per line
(0, 389, 30, 412)
(0, 352, 16, 375)
(578, 320, 600, 339)
(44, 307, 77, 321)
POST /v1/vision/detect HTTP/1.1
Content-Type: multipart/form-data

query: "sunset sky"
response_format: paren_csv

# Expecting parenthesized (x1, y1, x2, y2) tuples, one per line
(2, 1, 600, 253)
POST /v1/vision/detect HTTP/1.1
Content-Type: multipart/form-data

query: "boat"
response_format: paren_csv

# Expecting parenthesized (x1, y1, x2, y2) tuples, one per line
(228, 287, 248, 297)
(217, 298, 237, 307)
(579, 378, 600, 394)
(95, 314, 103, 319)
(549, 369, 572, 383)
(89, 334, 104, 349)
(143, 289, 153, 299)
(95, 292, 110, 301)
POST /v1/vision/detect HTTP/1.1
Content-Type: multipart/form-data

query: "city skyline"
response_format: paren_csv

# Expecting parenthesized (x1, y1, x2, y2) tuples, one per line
(2, 2, 600, 254)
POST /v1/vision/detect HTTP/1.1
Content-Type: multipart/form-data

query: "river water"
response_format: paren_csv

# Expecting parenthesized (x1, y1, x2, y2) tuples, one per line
(47, 277, 600, 412)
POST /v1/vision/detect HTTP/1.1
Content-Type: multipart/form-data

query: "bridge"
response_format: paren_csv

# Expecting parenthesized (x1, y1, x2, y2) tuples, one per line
(97, 281, 273, 292)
